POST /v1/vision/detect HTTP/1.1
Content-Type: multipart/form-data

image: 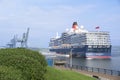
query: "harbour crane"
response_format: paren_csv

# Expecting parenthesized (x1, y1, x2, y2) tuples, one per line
(7, 28, 30, 48)
(18, 28, 30, 48)
(7, 35, 17, 48)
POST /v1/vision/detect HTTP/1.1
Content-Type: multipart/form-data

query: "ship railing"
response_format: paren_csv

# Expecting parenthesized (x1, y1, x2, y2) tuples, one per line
(64, 64, 120, 76)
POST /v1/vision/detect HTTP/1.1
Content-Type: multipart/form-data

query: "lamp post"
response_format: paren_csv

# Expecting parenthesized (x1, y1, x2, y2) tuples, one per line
(70, 49, 73, 70)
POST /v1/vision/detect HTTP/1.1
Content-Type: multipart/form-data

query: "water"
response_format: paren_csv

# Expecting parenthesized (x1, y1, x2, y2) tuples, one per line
(70, 46, 120, 71)
(41, 46, 120, 71)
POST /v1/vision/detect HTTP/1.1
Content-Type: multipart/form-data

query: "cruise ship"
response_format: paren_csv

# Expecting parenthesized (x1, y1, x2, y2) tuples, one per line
(49, 22, 112, 59)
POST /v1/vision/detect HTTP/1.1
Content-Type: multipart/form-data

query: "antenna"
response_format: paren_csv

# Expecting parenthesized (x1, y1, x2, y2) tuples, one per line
(56, 32, 59, 38)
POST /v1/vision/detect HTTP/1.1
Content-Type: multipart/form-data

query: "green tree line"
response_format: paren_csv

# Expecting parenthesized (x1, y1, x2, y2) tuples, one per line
(0, 48, 47, 80)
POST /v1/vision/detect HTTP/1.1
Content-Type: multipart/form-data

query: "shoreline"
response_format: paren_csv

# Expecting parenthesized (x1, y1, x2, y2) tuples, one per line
(54, 66, 120, 80)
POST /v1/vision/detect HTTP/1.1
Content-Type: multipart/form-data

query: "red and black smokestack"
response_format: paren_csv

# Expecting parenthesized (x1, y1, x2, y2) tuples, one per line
(72, 22, 78, 30)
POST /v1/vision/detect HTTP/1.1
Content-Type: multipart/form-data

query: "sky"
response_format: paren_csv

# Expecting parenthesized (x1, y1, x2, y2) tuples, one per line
(0, 0, 120, 48)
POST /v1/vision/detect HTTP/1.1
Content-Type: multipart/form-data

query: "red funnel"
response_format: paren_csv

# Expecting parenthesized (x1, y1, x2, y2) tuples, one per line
(72, 22, 78, 30)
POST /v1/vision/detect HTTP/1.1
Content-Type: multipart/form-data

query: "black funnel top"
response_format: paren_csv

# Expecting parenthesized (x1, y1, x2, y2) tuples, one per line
(73, 22, 78, 25)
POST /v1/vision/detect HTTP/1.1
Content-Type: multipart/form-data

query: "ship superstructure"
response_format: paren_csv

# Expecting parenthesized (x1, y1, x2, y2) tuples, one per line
(49, 22, 111, 58)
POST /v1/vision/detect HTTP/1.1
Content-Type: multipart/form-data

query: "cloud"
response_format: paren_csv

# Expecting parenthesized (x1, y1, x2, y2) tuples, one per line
(0, 0, 96, 31)
(0, 0, 120, 47)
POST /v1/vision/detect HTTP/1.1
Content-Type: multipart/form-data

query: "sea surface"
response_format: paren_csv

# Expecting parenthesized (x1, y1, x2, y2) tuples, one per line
(70, 46, 120, 71)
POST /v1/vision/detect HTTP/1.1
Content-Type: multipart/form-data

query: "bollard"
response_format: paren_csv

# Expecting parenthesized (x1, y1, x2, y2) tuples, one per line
(111, 70, 113, 75)
(104, 69, 106, 74)
(98, 68, 99, 73)
(118, 71, 120, 76)
(92, 67, 94, 72)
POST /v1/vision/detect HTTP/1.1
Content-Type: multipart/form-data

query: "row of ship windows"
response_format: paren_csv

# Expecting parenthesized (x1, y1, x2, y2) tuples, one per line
(51, 40, 110, 44)
(51, 36, 110, 41)
(50, 43, 111, 46)
(61, 34, 110, 39)
(50, 40, 110, 45)
(63, 37, 110, 41)
(71, 34, 109, 37)
(49, 43, 110, 48)
(86, 41, 110, 44)
(88, 45, 111, 48)
(50, 40, 110, 43)
(87, 48, 110, 53)
(87, 43, 111, 45)
(87, 37, 110, 39)
(87, 34, 109, 36)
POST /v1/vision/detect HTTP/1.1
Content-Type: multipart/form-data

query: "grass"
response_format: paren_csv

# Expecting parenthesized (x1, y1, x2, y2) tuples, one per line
(46, 67, 95, 80)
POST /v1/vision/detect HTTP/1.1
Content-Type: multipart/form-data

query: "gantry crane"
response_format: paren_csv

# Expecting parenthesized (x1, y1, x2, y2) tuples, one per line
(7, 28, 30, 48)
